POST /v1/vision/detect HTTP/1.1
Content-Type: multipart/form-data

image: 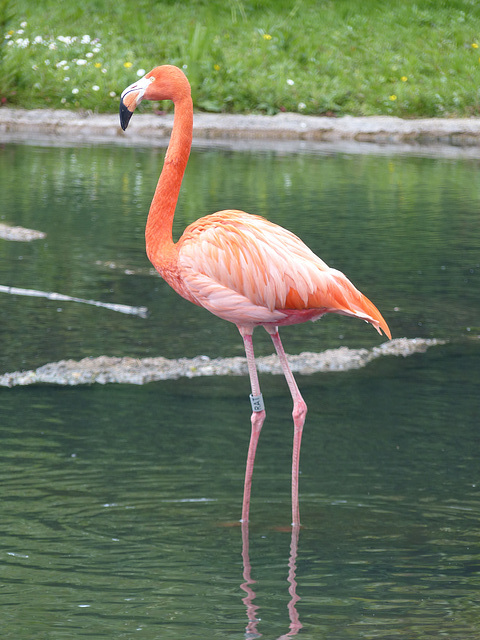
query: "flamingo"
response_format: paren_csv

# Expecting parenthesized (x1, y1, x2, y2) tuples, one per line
(120, 65, 391, 527)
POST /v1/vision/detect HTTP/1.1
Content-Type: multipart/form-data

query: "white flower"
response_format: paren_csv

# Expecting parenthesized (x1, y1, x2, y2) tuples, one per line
(136, 68, 146, 77)
(44, 59, 50, 65)
(32, 64, 38, 70)
(109, 91, 116, 97)
(20, 21, 27, 28)
(61, 98, 66, 104)
(72, 88, 79, 94)
(286, 78, 295, 86)
(86, 52, 94, 58)
(17, 29, 24, 35)
(298, 102, 306, 110)
(92, 85, 100, 91)
(81, 35, 91, 44)
(64, 65, 69, 71)
(48, 42, 57, 50)
(92, 46, 101, 52)
(64, 76, 70, 82)
(57, 35, 76, 45)
(56, 60, 68, 68)
(101, 68, 107, 74)
(34, 36, 43, 44)
(15, 37, 29, 48)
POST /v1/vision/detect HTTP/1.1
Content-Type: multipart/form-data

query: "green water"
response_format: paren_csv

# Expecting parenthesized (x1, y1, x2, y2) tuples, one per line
(0, 141, 479, 638)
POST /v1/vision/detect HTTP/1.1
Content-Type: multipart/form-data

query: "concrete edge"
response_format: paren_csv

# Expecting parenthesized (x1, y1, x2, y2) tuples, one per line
(2, 108, 480, 149)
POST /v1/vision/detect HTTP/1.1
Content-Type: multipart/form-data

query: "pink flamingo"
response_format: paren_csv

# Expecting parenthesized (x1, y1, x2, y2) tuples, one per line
(120, 65, 391, 527)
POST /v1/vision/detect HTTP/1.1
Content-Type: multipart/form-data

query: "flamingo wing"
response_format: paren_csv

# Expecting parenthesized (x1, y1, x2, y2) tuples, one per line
(177, 210, 390, 337)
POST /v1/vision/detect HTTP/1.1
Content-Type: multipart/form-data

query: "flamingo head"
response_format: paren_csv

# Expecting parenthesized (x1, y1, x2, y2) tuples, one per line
(120, 65, 191, 131)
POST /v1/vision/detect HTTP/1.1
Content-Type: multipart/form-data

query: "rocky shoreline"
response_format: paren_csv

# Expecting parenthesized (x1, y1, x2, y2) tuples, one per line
(1, 108, 480, 149)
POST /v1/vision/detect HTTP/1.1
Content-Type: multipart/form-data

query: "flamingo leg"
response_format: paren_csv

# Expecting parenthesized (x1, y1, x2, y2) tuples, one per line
(269, 330, 307, 527)
(239, 328, 266, 524)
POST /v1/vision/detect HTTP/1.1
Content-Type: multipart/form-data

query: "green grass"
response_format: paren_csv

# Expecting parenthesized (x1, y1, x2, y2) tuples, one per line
(2, 0, 480, 117)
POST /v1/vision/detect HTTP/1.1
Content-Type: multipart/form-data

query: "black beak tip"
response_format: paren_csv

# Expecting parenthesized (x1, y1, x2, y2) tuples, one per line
(119, 100, 133, 131)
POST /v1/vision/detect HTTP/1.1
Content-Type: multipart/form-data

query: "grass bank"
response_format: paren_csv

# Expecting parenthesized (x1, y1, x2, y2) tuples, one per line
(2, 0, 480, 117)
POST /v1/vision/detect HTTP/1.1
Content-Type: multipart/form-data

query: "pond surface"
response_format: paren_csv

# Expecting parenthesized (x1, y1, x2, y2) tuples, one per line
(0, 139, 479, 639)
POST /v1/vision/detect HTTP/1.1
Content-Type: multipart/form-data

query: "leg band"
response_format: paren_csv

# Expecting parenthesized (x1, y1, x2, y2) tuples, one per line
(249, 393, 265, 412)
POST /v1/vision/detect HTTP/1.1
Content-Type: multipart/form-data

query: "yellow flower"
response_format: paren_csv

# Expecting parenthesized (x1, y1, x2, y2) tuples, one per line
(94, 62, 102, 68)
(472, 43, 479, 48)
(123, 62, 133, 68)
(389, 94, 397, 101)
(401, 76, 408, 82)
(214, 63, 220, 71)
(263, 34, 272, 40)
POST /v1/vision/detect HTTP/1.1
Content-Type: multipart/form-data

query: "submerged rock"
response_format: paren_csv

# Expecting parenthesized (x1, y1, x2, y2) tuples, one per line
(0, 223, 46, 242)
(0, 338, 445, 387)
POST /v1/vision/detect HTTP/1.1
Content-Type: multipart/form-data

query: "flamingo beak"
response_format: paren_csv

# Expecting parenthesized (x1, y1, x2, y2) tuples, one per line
(119, 75, 153, 130)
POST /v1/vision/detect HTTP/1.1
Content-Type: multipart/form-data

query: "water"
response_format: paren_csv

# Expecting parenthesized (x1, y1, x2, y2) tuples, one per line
(0, 140, 479, 638)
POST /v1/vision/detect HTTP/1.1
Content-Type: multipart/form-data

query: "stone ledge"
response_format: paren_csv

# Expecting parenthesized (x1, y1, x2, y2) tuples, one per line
(1, 108, 480, 146)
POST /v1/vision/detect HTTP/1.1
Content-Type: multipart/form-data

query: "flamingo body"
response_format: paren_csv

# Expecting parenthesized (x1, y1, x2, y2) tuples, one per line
(120, 65, 391, 526)
(174, 209, 390, 335)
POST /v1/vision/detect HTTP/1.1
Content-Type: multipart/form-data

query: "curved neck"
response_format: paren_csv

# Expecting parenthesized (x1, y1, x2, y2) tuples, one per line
(145, 94, 193, 264)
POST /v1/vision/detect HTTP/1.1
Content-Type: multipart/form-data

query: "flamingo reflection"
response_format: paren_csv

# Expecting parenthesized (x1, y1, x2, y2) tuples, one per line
(241, 522, 302, 639)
